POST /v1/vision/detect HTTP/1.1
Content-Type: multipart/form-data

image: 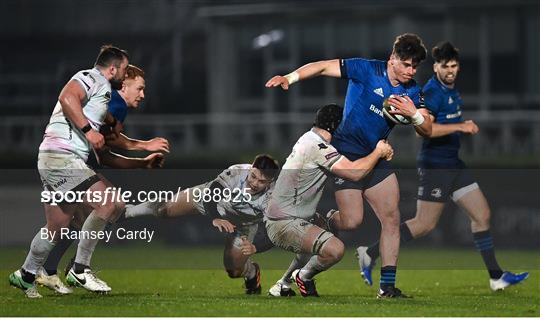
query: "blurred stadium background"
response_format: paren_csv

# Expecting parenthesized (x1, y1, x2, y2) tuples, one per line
(0, 0, 538, 254)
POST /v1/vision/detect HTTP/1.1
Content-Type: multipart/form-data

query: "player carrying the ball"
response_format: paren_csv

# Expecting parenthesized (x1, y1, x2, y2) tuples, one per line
(266, 33, 432, 298)
(356, 42, 529, 291)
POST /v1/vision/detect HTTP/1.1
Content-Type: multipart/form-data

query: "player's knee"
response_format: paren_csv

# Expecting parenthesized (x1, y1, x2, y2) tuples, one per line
(340, 213, 363, 230)
(380, 209, 400, 227)
(471, 208, 491, 229)
(225, 268, 243, 278)
(114, 201, 126, 216)
(321, 238, 344, 262)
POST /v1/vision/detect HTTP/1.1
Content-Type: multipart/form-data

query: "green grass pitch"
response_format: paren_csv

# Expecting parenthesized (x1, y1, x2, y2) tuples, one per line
(1, 246, 538, 316)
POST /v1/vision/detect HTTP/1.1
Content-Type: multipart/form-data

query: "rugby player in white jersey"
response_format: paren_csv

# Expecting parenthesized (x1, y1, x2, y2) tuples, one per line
(34, 64, 167, 295)
(9, 45, 130, 298)
(124, 154, 279, 294)
(265, 104, 393, 297)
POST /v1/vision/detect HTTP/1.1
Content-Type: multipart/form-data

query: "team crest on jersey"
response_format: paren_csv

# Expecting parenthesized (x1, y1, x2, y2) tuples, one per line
(430, 188, 442, 198)
(318, 143, 328, 150)
(105, 91, 112, 101)
(373, 87, 384, 97)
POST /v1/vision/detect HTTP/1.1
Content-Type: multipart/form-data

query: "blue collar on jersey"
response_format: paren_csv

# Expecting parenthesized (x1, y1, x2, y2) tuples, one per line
(107, 90, 128, 123)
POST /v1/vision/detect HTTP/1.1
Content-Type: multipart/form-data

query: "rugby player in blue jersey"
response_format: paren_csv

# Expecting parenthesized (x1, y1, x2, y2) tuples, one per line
(356, 42, 529, 291)
(266, 33, 432, 298)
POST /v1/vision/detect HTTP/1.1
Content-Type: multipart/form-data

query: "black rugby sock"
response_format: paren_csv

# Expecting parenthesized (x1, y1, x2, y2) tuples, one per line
(21, 268, 36, 283)
(73, 262, 89, 274)
(473, 230, 503, 279)
(43, 236, 75, 275)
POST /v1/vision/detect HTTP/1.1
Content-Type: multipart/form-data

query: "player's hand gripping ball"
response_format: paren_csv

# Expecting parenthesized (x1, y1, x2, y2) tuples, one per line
(382, 94, 412, 125)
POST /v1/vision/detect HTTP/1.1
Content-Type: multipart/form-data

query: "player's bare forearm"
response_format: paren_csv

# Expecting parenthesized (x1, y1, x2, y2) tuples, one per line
(106, 133, 143, 151)
(97, 149, 149, 169)
(265, 59, 341, 90)
(296, 59, 342, 79)
(430, 122, 463, 138)
(332, 151, 380, 182)
(413, 110, 433, 137)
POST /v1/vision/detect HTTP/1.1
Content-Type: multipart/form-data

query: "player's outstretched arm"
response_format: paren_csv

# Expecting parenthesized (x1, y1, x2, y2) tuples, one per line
(430, 119, 479, 138)
(331, 140, 393, 181)
(106, 133, 170, 153)
(59, 80, 105, 149)
(265, 59, 341, 90)
(97, 149, 164, 169)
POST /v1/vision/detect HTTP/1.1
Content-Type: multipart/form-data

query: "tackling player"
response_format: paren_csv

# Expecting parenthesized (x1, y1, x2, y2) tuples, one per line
(266, 33, 432, 298)
(9, 45, 131, 298)
(265, 104, 394, 297)
(356, 42, 529, 291)
(34, 64, 169, 295)
(124, 154, 279, 294)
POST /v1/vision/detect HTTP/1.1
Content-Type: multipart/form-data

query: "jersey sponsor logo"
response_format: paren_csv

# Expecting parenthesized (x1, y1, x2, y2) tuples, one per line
(325, 151, 339, 160)
(446, 110, 462, 119)
(318, 143, 328, 150)
(448, 96, 454, 104)
(369, 104, 384, 117)
(373, 87, 384, 97)
(53, 178, 68, 189)
(430, 188, 442, 198)
(419, 92, 425, 108)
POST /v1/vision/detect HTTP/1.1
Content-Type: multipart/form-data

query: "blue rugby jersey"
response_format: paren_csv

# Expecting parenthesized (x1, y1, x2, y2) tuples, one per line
(108, 90, 128, 123)
(331, 58, 424, 159)
(418, 75, 463, 165)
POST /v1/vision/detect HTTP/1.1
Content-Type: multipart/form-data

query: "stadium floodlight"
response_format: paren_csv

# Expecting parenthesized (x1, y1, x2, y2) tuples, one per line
(252, 29, 284, 49)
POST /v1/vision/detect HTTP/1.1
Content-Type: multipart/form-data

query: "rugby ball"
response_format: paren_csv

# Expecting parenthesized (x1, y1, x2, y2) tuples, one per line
(382, 95, 411, 125)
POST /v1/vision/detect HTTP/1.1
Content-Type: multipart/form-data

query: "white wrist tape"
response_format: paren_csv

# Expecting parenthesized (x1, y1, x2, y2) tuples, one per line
(284, 71, 300, 85)
(411, 110, 425, 126)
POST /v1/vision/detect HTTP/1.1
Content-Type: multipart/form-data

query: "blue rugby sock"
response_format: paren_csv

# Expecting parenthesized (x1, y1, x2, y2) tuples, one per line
(380, 265, 397, 289)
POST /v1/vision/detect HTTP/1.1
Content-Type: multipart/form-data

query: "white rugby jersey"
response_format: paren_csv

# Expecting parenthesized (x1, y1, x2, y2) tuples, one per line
(266, 129, 342, 220)
(213, 163, 274, 225)
(39, 68, 111, 161)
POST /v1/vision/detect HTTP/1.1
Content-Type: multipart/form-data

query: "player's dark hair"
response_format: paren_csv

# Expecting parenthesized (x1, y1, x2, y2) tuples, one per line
(252, 154, 280, 180)
(392, 33, 427, 65)
(95, 45, 129, 68)
(314, 103, 343, 134)
(432, 41, 460, 63)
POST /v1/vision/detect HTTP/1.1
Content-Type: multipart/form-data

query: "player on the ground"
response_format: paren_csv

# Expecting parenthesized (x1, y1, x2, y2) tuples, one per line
(265, 104, 394, 297)
(34, 64, 168, 295)
(266, 33, 432, 298)
(356, 42, 529, 291)
(124, 154, 280, 294)
(8, 45, 131, 298)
